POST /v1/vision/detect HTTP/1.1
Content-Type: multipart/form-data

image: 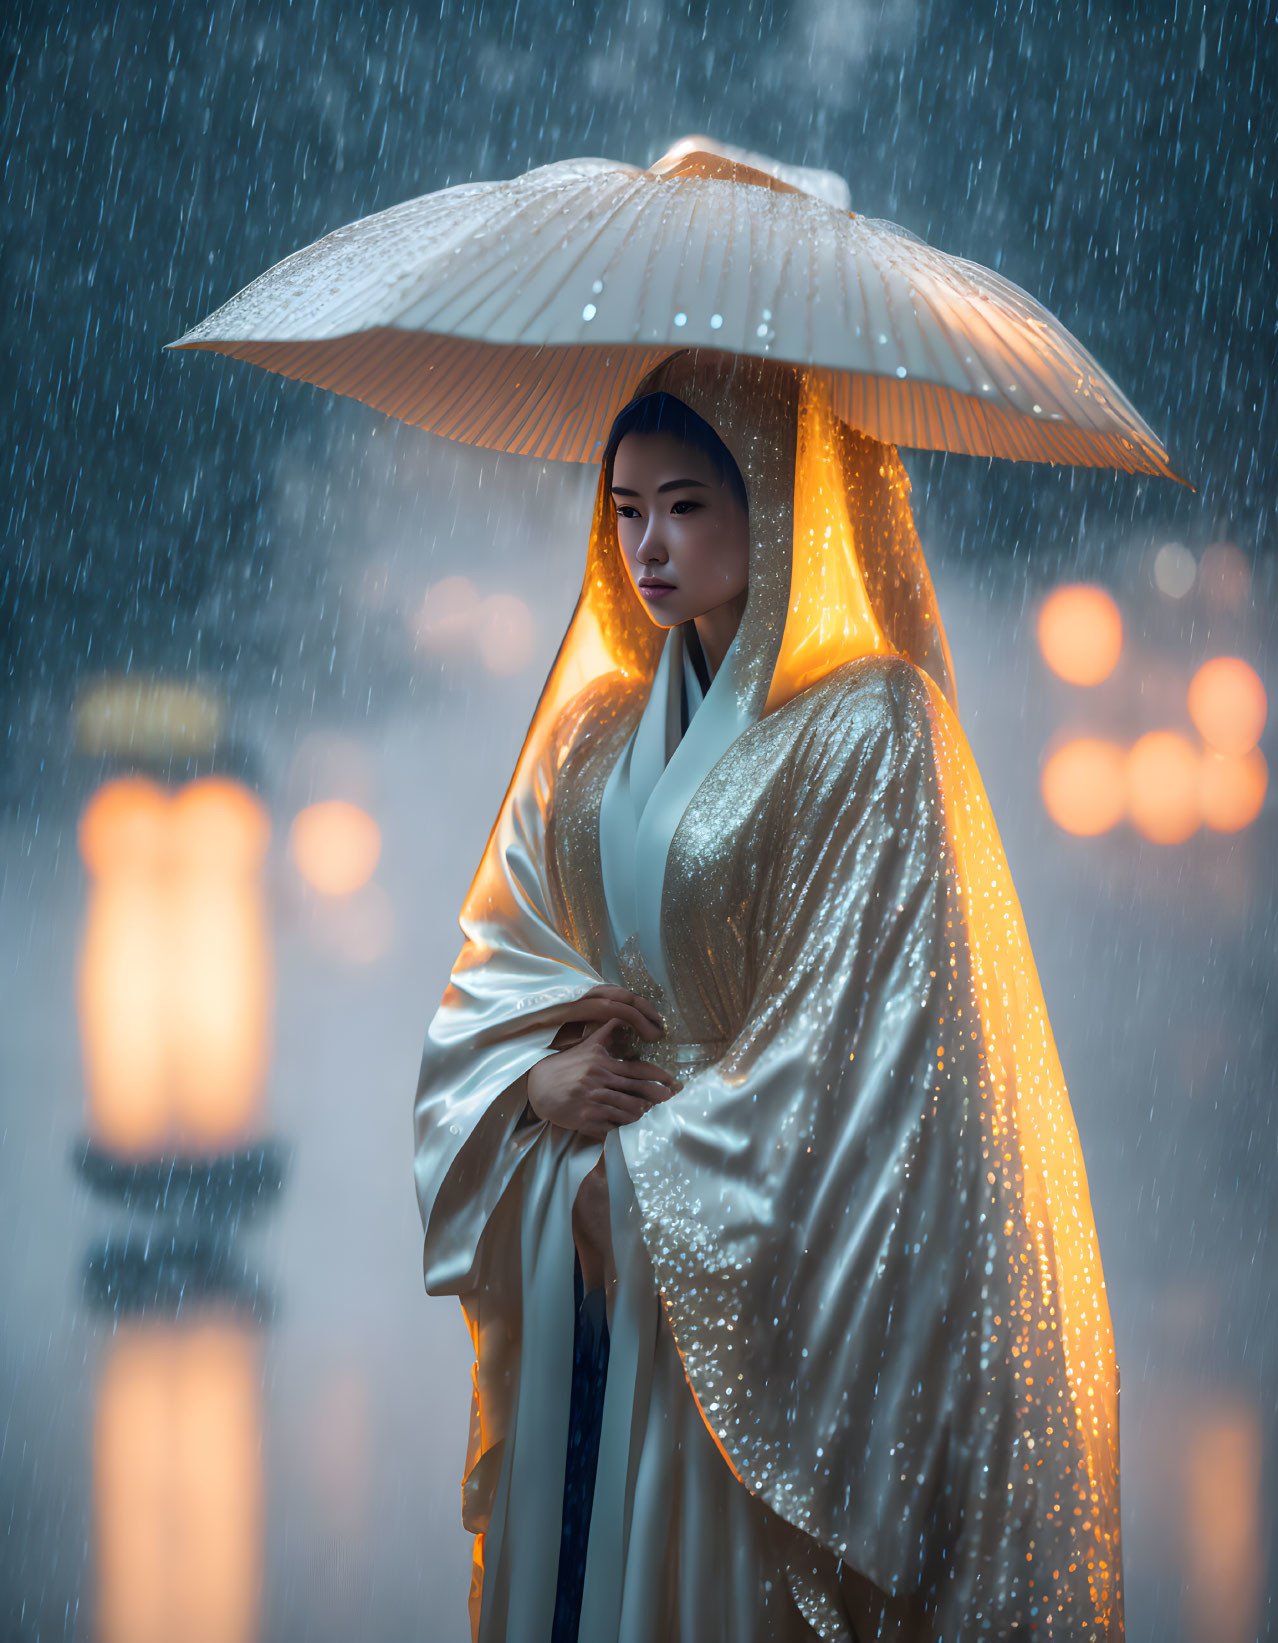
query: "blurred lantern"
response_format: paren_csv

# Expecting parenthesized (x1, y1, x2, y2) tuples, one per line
(1036, 583, 1123, 685)
(289, 800, 381, 897)
(75, 676, 225, 760)
(412, 575, 535, 674)
(1152, 541, 1197, 599)
(1040, 737, 1127, 836)
(1197, 541, 1251, 611)
(1187, 657, 1267, 755)
(1199, 748, 1268, 833)
(77, 776, 273, 1157)
(1125, 731, 1201, 844)
(95, 1316, 262, 1643)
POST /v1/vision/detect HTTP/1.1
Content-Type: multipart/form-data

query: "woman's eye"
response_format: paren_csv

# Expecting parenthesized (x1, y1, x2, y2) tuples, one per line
(615, 505, 640, 519)
(670, 500, 701, 514)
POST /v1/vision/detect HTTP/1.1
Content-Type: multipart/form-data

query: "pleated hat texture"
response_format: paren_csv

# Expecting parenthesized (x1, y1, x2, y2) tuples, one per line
(165, 135, 1179, 479)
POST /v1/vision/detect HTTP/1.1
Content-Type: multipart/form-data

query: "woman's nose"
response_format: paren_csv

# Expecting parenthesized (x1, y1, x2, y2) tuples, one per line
(637, 523, 668, 563)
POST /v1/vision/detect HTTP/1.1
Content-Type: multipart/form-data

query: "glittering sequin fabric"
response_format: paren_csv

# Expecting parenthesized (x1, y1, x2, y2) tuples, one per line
(414, 350, 1124, 1641)
(542, 654, 1123, 1640)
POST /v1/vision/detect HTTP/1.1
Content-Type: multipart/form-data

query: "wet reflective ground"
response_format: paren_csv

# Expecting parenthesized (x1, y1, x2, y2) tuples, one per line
(2, 546, 1273, 1642)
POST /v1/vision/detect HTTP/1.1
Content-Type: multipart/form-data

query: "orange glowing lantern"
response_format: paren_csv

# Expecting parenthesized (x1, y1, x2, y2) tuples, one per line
(95, 1317, 262, 1643)
(1125, 731, 1201, 844)
(1187, 657, 1267, 756)
(1036, 583, 1123, 685)
(289, 800, 381, 897)
(1199, 748, 1268, 833)
(1040, 737, 1127, 836)
(77, 776, 273, 1157)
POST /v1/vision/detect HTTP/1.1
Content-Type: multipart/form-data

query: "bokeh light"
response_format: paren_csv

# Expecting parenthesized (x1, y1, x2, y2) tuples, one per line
(170, 779, 272, 874)
(1153, 542, 1197, 599)
(1181, 1398, 1266, 1643)
(412, 577, 535, 674)
(1199, 748, 1267, 834)
(476, 592, 536, 676)
(1125, 731, 1201, 844)
(95, 1320, 262, 1643)
(1040, 737, 1127, 836)
(412, 575, 482, 655)
(74, 676, 225, 758)
(78, 777, 171, 878)
(77, 778, 273, 1155)
(1036, 584, 1123, 685)
(290, 801, 381, 897)
(1197, 542, 1252, 611)
(1187, 657, 1267, 755)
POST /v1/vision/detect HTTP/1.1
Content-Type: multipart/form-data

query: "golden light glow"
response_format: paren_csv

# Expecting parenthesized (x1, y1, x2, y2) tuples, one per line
(923, 676, 1121, 1631)
(1040, 738, 1126, 836)
(289, 800, 381, 897)
(1187, 656, 1267, 755)
(1036, 584, 1123, 686)
(765, 377, 891, 713)
(77, 777, 273, 1156)
(95, 1318, 262, 1643)
(1199, 747, 1268, 833)
(1125, 731, 1201, 844)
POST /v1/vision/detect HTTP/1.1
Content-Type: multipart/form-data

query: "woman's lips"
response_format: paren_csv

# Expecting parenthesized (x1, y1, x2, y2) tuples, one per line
(638, 581, 676, 601)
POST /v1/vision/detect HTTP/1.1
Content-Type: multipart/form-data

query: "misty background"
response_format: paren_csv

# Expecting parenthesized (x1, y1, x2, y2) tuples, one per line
(3, 3, 1274, 1640)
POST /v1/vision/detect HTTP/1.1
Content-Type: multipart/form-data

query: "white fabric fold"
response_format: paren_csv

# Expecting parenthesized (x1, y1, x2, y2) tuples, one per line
(598, 621, 746, 982)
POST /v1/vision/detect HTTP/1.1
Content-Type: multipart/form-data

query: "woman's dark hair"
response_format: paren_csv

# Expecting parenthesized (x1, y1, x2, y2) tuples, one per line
(602, 392, 748, 512)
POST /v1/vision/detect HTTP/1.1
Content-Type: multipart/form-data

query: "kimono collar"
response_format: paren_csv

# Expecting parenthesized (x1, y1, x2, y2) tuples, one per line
(599, 622, 742, 988)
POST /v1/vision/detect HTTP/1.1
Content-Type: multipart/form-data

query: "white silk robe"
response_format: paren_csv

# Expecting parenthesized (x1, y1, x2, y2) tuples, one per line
(414, 349, 1123, 1643)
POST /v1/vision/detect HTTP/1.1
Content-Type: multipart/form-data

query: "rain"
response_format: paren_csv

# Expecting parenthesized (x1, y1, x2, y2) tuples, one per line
(3, 2, 1274, 1640)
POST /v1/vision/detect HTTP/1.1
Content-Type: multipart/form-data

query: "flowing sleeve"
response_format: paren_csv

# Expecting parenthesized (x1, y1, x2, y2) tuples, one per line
(413, 701, 607, 1299)
(616, 656, 1123, 1641)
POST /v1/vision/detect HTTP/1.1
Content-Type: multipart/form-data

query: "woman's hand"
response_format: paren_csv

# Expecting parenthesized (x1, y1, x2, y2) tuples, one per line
(544, 984, 666, 1050)
(527, 1018, 679, 1140)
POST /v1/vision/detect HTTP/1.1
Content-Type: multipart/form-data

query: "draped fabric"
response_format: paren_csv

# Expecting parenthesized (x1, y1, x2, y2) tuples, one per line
(597, 623, 709, 965)
(413, 350, 1124, 1641)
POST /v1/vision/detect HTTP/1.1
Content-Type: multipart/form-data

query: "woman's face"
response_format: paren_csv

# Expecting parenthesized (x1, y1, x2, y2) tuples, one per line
(610, 432, 749, 632)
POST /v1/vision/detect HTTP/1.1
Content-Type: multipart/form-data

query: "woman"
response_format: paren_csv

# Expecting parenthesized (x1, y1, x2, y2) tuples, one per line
(414, 350, 1124, 1643)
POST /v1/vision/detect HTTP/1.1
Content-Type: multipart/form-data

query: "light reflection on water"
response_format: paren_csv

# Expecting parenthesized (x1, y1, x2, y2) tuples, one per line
(95, 1318, 263, 1643)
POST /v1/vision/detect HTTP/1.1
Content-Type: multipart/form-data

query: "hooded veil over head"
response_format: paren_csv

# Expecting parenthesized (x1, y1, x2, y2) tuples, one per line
(414, 350, 1123, 1642)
